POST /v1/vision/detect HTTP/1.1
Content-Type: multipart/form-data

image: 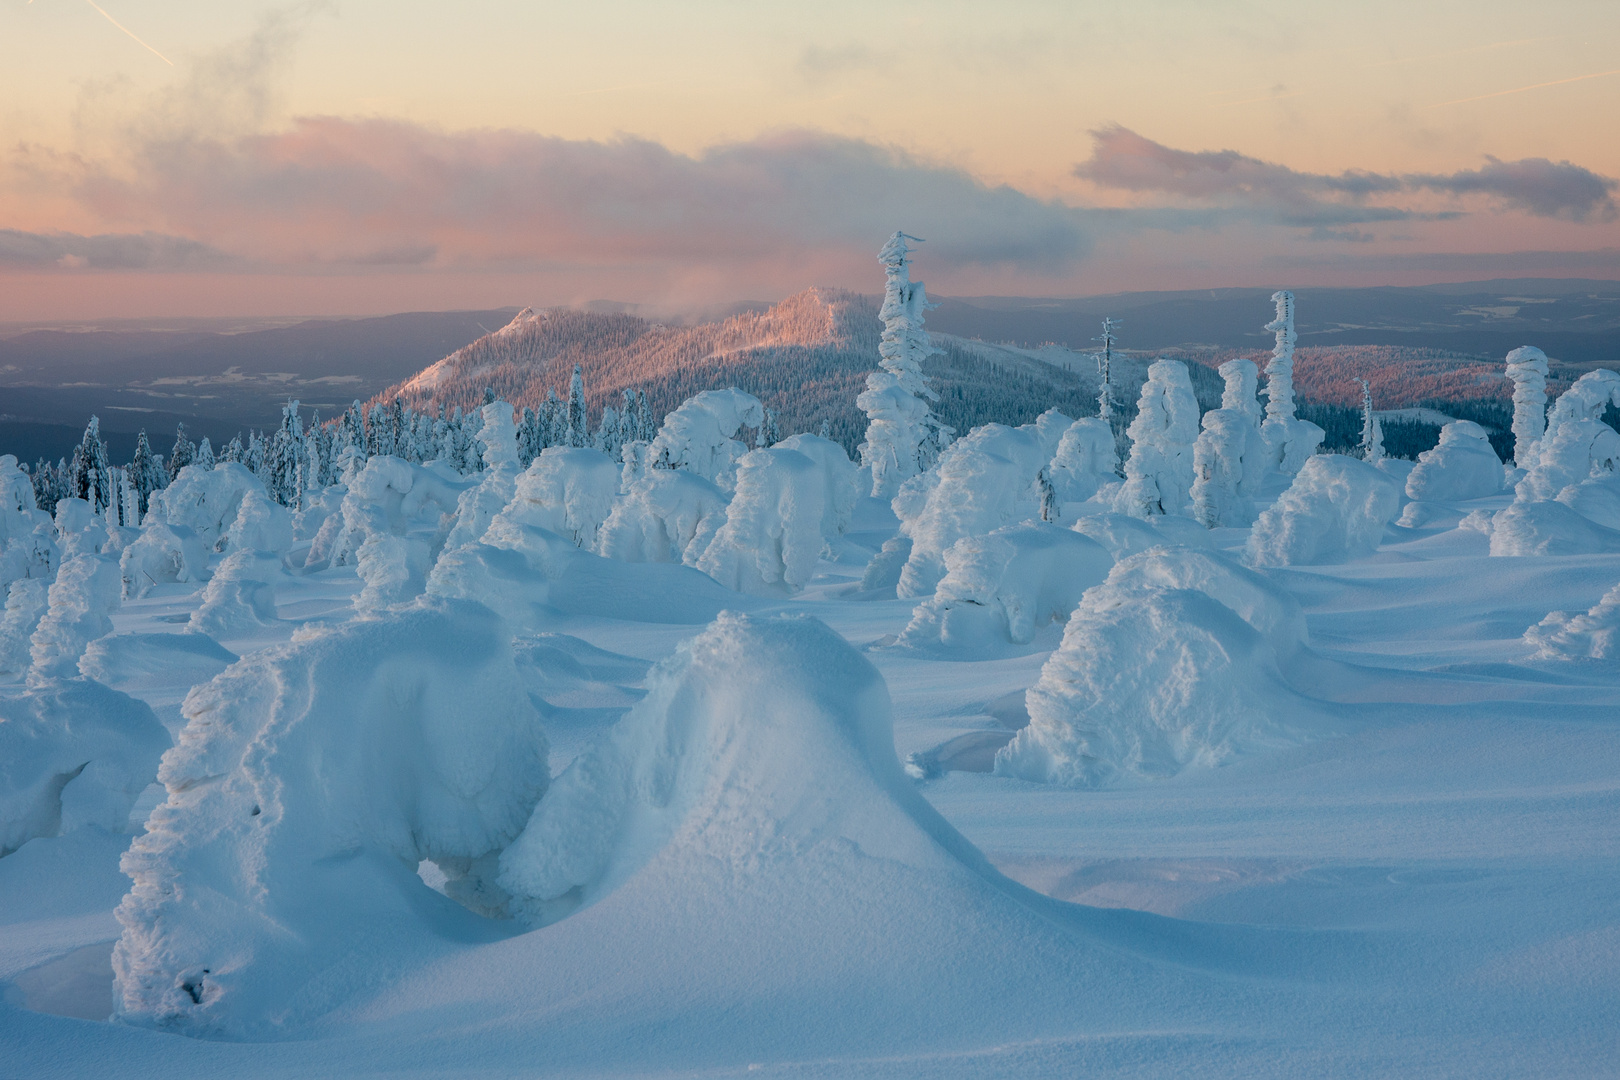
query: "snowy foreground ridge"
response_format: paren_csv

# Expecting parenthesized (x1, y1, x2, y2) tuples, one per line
(3, 264, 1620, 1077)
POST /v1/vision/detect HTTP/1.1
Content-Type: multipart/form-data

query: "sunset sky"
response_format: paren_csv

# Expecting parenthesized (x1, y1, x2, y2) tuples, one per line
(2, 0, 1618, 319)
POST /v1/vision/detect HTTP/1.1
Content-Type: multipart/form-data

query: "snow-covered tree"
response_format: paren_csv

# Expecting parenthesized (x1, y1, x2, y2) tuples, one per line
(567, 364, 588, 448)
(166, 423, 195, 482)
(1259, 291, 1324, 476)
(858, 232, 952, 497)
(1094, 317, 1120, 424)
(1191, 359, 1267, 528)
(1115, 359, 1201, 518)
(194, 437, 216, 472)
(1356, 378, 1385, 464)
(1505, 345, 1550, 469)
(129, 430, 165, 517)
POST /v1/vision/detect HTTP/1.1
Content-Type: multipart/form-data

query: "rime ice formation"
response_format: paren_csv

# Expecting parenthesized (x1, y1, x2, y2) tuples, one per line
(1246, 454, 1400, 567)
(774, 432, 860, 544)
(898, 522, 1113, 650)
(0, 455, 55, 590)
(485, 448, 619, 552)
(1404, 421, 1503, 503)
(310, 456, 468, 606)
(858, 232, 951, 497)
(1525, 582, 1620, 659)
(1505, 346, 1550, 470)
(221, 489, 293, 556)
(1259, 291, 1326, 477)
(441, 402, 525, 552)
(648, 388, 764, 492)
(1047, 418, 1119, 504)
(697, 448, 826, 595)
(146, 464, 269, 552)
(0, 678, 168, 857)
(893, 424, 1050, 599)
(1114, 358, 1201, 518)
(994, 547, 1313, 788)
(186, 550, 283, 639)
(119, 524, 209, 600)
(596, 467, 730, 565)
(28, 554, 123, 684)
(1191, 359, 1268, 527)
(113, 598, 549, 1036)
(0, 578, 49, 676)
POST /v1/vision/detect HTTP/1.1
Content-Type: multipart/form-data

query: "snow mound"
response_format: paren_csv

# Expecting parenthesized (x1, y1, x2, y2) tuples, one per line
(1489, 498, 1620, 556)
(894, 423, 1049, 599)
(222, 489, 292, 556)
(995, 548, 1314, 788)
(774, 432, 859, 543)
(697, 447, 824, 594)
(1071, 511, 1212, 559)
(119, 523, 209, 600)
(1525, 582, 1620, 659)
(186, 550, 283, 639)
(0, 455, 53, 590)
(1246, 454, 1400, 567)
(425, 541, 551, 628)
(1405, 421, 1503, 502)
(1114, 358, 1200, 518)
(147, 464, 266, 552)
(648, 388, 763, 491)
(898, 522, 1113, 651)
(1190, 361, 1267, 527)
(113, 598, 549, 1036)
(0, 678, 169, 857)
(0, 579, 50, 677)
(1047, 417, 1119, 504)
(596, 467, 728, 565)
(29, 554, 122, 684)
(487, 447, 618, 551)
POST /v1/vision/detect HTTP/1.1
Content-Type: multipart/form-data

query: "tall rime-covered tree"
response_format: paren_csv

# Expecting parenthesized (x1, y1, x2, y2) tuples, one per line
(69, 416, 112, 512)
(567, 364, 588, 448)
(167, 423, 196, 482)
(130, 430, 165, 516)
(857, 232, 952, 497)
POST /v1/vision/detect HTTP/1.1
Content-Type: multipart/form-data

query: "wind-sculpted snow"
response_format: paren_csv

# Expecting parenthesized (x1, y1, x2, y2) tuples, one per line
(596, 466, 729, 565)
(0, 678, 169, 858)
(113, 598, 549, 1036)
(28, 554, 122, 684)
(893, 423, 1049, 599)
(1047, 417, 1118, 504)
(1525, 581, 1620, 659)
(773, 432, 859, 543)
(995, 548, 1315, 788)
(1115, 358, 1200, 519)
(486, 447, 618, 551)
(898, 522, 1112, 651)
(1404, 421, 1503, 503)
(222, 490, 293, 557)
(0, 578, 49, 676)
(1071, 510, 1212, 560)
(425, 541, 551, 627)
(1246, 454, 1400, 567)
(0, 455, 54, 590)
(147, 464, 268, 553)
(697, 448, 825, 594)
(1505, 346, 1550, 470)
(119, 523, 208, 600)
(647, 388, 763, 491)
(1488, 498, 1620, 556)
(186, 550, 283, 639)
(1191, 359, 1267, 528)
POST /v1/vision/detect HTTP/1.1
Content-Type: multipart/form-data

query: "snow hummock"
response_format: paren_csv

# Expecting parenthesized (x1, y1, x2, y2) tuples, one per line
(1072, 511, 1213, 560)
(897, 522, 1113, 651)
(1047, 417, 1118, 504)
(1404, 420, 1503, 503)
(113, 598, 549, 1036)
(1246, 454, 1400, 567)
(995, 547, 1315, 788)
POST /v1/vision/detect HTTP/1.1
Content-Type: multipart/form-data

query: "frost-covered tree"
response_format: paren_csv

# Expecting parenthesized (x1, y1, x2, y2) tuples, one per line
(1094, 317, 1120, 424)
(221, 434, 244, 465)
(129, 430, 165, 517)
(636, 390, 657, 443)
(1259, 291, 1324, 476)
(69, 417, 113, 513)
(1115, 359, 1201, 518)
(567, 364, 588, 448)
(756, 408, 780, 449)
(166, 423, 195, 482)
(1504, 345, 1550, 469)
(1356, 378, 1385, 464)
(858, 232, 952, 497)
(1191, 359, 1267, 528)
(194, 437, 216, 473)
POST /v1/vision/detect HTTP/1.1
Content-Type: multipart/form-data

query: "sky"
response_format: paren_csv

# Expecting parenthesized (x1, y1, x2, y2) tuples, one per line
(2, 0, 1618, 319)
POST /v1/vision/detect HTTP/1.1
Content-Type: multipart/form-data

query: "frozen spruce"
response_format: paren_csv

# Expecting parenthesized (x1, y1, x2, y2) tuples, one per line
(28, 553, 123, 684)
(1246, 454, 1401, 567)
(1114, 358, 1200, 519)
(697, 447, 825, 595)
(1047, 418, 1119, 505)
(647, 388, 764, 492)
(1404, 421, 1503, 503)
(1259, 290, 1325, 476)
(1191, 358, 1267, 528)
(1505, 345, 1550, 470)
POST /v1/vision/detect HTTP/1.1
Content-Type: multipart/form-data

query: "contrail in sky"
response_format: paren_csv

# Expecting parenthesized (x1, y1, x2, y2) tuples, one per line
(1428, 67, 1620, 109)
(80, 0, 175, 66)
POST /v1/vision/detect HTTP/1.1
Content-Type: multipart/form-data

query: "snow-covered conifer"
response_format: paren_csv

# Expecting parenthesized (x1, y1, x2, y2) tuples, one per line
(1094, 317, 1120, 424)
(697, 448, 825, 594)
(1259, 291, 1325, 476)
(1115, 358, 1200, 518)
(1505, 346, 1550, 469)
(166, 424, 196, 483)
(28, 553, 122, 684)
(1191, 358, 1267, 528)
(648, 388, 765, 491)
(567, 364, 588, 448)
(1356, 379, 1384, 463)
(857, 232, 952, 497)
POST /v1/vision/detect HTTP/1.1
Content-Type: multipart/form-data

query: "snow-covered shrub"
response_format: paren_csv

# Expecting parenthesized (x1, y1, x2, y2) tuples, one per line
(1525, 582, 1620, 659)
(648, 388, 763, 492)
(1071, 511, 1211, 560)
(898, 522, 1112, 650)
(0, 579, 49, 677)
(1191, 359, 1267, 527)
(894, 424, 1049, 599)
(697, 448, 825, 595)
(186, 550, 282, 639)
(1047, 418, 1118, 504)
(29, 554, 123, 684)
(1114, 358, 1200, 518)
(119, 523, 209, 600)
(485, 447, 618, 551)
(774, 432, 859, 543)
(597, 467, 729, 565)
(0, 678, 169, 857)
(146, 463, 266, 552)
(1488, 499, 1620, 556)
(1246, 454, 1400, 567)
(114, 598, 549, 1035)
(1505, 345, 1550, 469)
(994, 548, 1312, 788)
(1405, 421, 1503, 502)
(221, 488, 293, 555)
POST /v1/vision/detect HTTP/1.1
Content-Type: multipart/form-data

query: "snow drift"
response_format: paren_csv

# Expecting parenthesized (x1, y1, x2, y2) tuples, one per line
(113, 598, 550, 1036)
(898, 522, 1113, 651)
(995, 548, 1316, 788)
(1246, 454, 1400, 567)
